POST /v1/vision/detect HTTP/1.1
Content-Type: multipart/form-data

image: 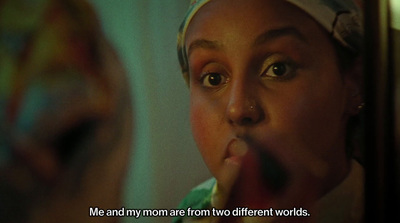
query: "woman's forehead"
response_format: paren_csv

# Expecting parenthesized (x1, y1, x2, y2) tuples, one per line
(185, 0, 320, 41)
(177, 0, 363, 81)
(182, 0, 361, 47)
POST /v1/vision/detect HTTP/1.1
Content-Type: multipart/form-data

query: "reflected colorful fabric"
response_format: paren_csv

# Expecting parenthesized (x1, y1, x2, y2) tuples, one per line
(0, 0, 128, 180)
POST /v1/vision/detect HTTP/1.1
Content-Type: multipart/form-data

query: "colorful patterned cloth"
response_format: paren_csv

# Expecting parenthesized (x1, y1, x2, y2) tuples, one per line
(177, 0, 363, 83)
(1, 1, 133, 222)
(172, 178, 216, 223)
(0, 0, 129, 192)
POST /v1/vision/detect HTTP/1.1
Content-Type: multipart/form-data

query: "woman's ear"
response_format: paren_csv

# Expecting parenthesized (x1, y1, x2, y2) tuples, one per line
(344, 56, 364, 115)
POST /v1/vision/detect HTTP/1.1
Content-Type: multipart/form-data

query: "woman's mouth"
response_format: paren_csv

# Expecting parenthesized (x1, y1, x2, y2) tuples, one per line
(224, 139, 249, 166)
(258, 149, 289, 193)
(224, 138, 289, 193)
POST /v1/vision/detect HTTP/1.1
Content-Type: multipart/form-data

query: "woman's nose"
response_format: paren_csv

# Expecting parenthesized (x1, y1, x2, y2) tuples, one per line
(226, 81, 263, 126)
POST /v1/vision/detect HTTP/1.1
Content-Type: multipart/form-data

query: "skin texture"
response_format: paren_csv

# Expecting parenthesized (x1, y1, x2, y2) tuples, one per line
(185, 0, 361, 212)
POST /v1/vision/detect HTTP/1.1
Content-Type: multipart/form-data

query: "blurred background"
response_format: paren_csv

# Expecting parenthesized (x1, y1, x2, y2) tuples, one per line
(87, 1, 211, 222)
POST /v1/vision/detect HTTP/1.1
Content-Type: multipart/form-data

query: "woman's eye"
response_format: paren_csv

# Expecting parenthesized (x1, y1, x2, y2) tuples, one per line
(263, 62, 293, 79)
(201, 72, 227, 87)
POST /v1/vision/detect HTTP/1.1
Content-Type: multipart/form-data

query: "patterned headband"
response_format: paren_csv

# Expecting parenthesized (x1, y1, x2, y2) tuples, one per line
(177, 0, 363, 83)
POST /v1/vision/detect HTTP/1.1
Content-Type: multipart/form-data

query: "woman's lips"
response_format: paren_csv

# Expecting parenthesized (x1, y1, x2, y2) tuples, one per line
(225, 138, 289, 192)
(224, 139, 249, 166)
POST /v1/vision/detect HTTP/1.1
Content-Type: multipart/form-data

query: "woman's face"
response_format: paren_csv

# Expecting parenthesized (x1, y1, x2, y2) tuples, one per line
(186, 0, 358, 207)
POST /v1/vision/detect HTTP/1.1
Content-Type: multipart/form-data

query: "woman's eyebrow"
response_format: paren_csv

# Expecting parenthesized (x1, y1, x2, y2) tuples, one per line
(253, 26, 308, 47)
(187, 39, 222, 58)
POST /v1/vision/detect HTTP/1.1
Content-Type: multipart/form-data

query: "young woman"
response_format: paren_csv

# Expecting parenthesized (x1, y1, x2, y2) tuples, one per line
(175, 0, 364, 222)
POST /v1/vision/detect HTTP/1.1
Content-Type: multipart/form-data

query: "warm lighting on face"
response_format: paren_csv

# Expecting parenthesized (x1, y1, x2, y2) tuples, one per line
(390, 0, 400, 29)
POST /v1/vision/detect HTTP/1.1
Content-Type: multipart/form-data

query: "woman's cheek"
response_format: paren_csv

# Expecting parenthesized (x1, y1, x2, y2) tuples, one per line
(190, 105, 207, 146)
(190, 98, 225, 174)
(190, 91, 221, 145)
(190, 99, 217, 155)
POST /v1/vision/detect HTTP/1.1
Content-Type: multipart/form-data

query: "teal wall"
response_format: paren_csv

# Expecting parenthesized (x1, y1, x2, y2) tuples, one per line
(88, 1, 211, 222)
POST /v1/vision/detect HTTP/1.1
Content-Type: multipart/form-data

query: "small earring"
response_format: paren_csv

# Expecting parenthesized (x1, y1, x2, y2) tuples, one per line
(250, 105, 255, 110)
(357, 102, 365, 110)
